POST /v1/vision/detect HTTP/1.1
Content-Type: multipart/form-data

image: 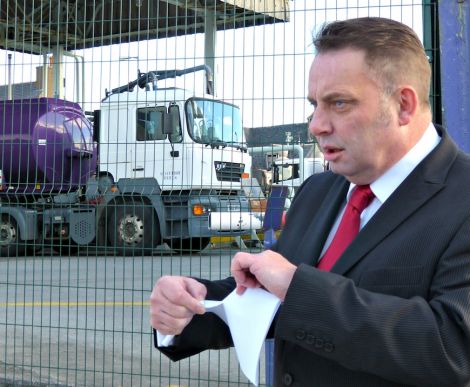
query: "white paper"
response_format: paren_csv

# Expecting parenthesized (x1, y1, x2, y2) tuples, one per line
(157, 288, 281, 386)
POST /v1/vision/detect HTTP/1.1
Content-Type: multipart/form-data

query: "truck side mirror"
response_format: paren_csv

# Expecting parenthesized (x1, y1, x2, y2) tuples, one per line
(164, 105, 180, 135)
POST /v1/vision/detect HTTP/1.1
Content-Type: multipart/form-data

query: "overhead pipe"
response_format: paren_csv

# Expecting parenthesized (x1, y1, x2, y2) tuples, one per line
(63, 51, 85, 103)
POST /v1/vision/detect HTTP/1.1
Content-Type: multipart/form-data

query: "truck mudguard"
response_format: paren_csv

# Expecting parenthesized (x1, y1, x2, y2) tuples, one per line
(0, 207, 38, 241)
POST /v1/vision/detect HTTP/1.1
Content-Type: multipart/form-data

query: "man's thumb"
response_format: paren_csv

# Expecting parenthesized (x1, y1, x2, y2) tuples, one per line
(185, 279, 207, 313)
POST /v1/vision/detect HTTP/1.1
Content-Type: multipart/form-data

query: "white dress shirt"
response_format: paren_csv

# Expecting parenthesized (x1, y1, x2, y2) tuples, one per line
(319, 123, 441, 257)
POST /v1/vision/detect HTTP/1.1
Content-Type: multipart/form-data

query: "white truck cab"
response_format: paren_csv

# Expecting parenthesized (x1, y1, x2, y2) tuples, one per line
(94, 67, 261, 252)
(99, 88, 251, 192)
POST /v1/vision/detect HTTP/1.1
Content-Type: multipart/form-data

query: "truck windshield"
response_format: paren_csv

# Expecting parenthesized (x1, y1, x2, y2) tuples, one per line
(186, 98, 244, 146)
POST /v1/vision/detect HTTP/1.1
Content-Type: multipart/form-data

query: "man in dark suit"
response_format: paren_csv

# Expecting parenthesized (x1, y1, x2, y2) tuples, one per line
(150, 17, 470, 386)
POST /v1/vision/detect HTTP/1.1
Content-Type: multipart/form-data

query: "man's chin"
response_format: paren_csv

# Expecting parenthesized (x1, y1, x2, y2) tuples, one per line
(328, 163, 354, 179)
(328, 162, 344, 174)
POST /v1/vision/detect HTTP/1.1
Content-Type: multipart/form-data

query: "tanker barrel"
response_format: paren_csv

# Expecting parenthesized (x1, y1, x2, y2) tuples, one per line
(0, 98, 97, 193)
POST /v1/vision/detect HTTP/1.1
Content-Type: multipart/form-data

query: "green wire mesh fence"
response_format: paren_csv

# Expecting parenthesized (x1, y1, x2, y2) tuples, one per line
(0, 1, 438, 386)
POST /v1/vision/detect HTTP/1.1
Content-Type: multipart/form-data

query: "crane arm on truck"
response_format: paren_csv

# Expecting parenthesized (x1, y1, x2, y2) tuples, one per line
(103, 64, 214, 101)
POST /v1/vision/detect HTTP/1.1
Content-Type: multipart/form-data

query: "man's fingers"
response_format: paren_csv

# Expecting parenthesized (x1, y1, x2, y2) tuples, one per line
(231, 252, 261, 289)
(184, 279, 207, 314)
(236, 271, 260, 289)
(149, 276, 207, 333)
(236, 284, 247, 295)
(231, 250, 297, 300)
(231, 252, 252, 277)
(152, 309, 192, 335)
(158, 277, 206, 315)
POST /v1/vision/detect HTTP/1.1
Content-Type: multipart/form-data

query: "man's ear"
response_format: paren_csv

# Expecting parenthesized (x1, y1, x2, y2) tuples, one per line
(396, 86, 418, 125)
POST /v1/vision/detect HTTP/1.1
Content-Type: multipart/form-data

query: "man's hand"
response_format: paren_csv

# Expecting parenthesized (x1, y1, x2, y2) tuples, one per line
(149, 276, 207, 335)
(231, 250, 297, 301)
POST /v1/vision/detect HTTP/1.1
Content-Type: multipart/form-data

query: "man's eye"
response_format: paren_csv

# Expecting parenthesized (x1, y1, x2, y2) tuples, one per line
(334, 100, 346, 108)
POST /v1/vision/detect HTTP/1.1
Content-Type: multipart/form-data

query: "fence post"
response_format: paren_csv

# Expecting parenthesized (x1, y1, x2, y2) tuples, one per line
(262, 185, 289, 386)
(439, 1, 470, 152)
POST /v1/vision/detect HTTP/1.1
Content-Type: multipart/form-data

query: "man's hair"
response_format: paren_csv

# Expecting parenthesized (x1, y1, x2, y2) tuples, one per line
(314, 17, 431, 108)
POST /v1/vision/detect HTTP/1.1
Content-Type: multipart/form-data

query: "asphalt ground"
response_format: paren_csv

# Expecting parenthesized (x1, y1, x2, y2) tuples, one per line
(0, 245, 270, 387)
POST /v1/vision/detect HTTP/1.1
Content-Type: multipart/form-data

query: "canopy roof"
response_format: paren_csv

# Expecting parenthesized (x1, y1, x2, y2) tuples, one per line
(0, 0, 289, 54)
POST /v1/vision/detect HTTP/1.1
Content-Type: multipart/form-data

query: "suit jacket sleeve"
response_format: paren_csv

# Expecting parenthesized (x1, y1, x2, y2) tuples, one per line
(157, 277, 236, 361)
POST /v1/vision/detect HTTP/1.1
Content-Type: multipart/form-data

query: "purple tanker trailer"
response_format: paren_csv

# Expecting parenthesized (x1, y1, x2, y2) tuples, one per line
(0, 98, 97, 194)
(0, 98, 104, 256)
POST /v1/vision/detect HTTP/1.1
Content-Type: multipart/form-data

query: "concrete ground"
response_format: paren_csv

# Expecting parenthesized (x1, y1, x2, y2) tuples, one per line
(0, 246, 270, 387)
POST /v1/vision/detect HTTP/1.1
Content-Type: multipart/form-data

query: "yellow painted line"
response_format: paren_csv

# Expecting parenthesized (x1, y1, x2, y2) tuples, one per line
(210, 231, 280, 244)
(0, 301, 150, 308)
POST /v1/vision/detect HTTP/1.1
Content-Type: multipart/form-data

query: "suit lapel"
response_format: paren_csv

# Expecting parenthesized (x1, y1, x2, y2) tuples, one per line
(293, 177, 350, 266)
(331, 178, 444, 275)
(331, 127, 457, 275)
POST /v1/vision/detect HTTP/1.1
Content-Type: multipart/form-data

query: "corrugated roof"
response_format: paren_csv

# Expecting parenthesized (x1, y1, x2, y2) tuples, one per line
(0, 0, 289, 54)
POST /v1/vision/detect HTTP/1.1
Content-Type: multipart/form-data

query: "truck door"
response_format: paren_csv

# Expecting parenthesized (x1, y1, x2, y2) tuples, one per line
(132, 106, 184, 189)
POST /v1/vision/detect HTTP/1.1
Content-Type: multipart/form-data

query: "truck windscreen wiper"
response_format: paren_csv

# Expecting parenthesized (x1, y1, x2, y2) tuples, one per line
(205, 140, 228, 149)
(226, 141, 248, 152)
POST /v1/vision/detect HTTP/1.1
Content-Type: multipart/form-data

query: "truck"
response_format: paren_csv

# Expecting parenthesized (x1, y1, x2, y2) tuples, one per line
(0, 66, 261, 256)
(250, 144, 325, 204)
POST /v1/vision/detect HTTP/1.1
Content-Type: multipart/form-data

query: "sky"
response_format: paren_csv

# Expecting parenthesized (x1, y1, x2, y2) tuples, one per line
(0, 1, 424, 128)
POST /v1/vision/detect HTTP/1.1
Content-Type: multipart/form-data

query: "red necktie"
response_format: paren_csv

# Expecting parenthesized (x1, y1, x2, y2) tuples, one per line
(317, 185, 375, 271)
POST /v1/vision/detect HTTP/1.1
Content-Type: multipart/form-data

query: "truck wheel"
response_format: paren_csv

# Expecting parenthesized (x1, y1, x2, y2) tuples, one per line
(107, 201, 160, 256)
(0, 214, 26, 257)
(167, 237, 211, 254)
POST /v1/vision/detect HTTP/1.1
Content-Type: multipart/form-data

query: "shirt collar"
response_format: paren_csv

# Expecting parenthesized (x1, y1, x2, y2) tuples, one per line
(349, 123, 440, 203)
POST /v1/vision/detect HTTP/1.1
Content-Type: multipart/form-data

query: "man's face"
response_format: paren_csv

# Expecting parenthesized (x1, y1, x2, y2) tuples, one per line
(308, 48, 407, 184)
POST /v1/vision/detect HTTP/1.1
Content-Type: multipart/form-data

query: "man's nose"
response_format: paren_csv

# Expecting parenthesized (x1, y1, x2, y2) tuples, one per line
(308, 108, 331, 137)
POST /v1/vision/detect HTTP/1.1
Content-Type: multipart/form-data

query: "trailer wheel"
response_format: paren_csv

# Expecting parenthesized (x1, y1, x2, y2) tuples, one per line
(0, 214, 26, 257)
(167, 237, 211, 254)
(107, 200, 160, 256)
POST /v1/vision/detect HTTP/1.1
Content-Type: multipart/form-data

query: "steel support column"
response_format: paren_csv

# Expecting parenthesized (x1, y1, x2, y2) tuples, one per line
(204, 10, 217, 95)
(439, 1, 470, 152)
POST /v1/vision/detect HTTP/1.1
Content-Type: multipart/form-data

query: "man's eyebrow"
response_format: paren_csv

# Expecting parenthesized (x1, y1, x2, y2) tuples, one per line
(321, 92, 350, 101)
(308, 91, 353, 105)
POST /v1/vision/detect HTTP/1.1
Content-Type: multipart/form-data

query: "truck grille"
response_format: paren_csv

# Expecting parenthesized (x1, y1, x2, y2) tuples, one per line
(214, 162, 244, 182)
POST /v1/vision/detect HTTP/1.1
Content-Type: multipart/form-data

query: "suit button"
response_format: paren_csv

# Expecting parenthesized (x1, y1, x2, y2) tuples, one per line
(324, 342, 335, 353)
(295, 329, 305, 340)
(305, 334, 314, 345)
(314, 338, 324, 349)
(283, 373, 293, 386)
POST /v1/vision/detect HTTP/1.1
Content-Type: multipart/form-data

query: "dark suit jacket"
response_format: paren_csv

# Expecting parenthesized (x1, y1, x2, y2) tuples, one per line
(158, 126, 470, 387)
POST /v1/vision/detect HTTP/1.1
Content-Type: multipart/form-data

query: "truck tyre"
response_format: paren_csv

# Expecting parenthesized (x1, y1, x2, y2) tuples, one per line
(167, 237, 211, 254)
(0, 214, 26, 257)
(107, 200, 160, 256)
